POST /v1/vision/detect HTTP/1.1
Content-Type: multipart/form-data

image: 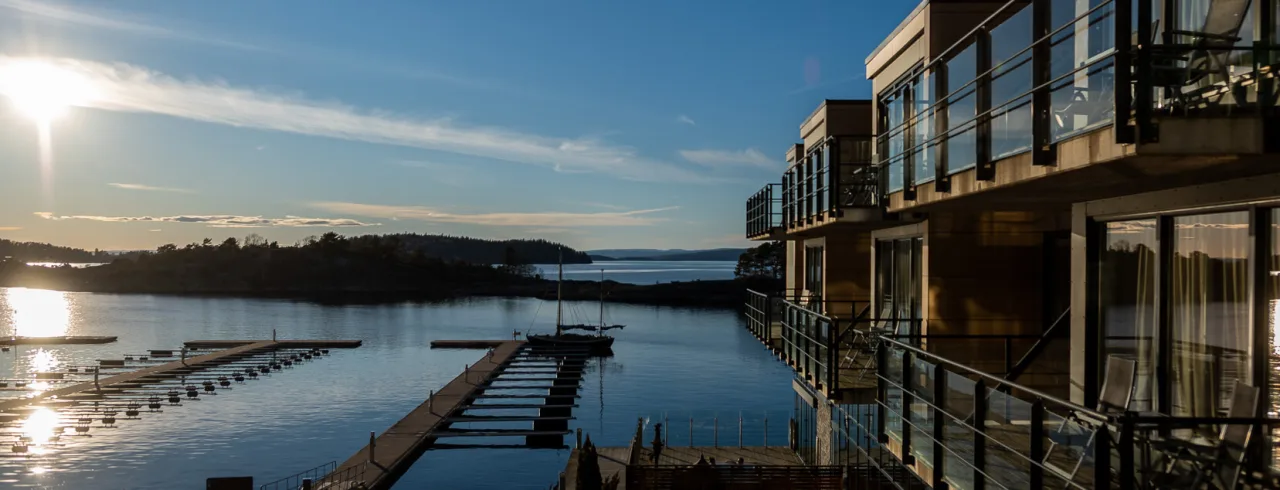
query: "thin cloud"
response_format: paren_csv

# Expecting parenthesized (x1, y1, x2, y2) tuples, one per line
(108, 183, 195, 193)
(0, 56, 720, 184)
(0, 0, 265, 52)
(525, 228, 586, 235)
(677, 114, 696, 126)
(0, 227, 19, 231)
(34, 212, 379, 228)
(311, 202, 677, 227)
(679, 148, 776, 169)
(148, 229, 162, 232)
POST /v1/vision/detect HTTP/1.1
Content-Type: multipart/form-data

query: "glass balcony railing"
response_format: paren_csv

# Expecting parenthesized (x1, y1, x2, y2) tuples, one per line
(781, 136, 878, 231)
(745, 184, 782, 239)
(875, 0, 1280, 198)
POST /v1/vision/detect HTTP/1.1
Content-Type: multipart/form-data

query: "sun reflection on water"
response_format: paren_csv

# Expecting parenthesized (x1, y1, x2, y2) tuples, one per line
(5, 288, 70, 337)
(21, 408, 60, 454)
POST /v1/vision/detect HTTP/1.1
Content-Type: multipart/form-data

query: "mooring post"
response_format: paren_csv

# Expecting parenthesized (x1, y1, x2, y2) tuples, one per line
(688, 416, 693, 448)
(576, 428, 582, 449)
(664, 414, 669, 446)
(763, 414, 768, 448)
(428, 390, 434, 413)
(272, 328, 276, 342)
(368, 431, 376, 464)
(180, 347, 187, 367)
(93, 370, 100, 392)
(714, 416, 718, 448)
(738, 413, 743, 448)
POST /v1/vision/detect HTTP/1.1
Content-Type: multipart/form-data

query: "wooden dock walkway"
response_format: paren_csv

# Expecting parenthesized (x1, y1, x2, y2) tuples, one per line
(0, 339, 361, 411)
(183, 339, 362, 349)
(0, 335, 117, 345)
(329, 340, 527, 490)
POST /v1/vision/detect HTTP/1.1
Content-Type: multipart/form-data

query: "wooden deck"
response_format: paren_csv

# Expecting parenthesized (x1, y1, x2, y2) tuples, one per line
(430, 340, 508, 349)
(183, 339, 362, 349)
(561, 446, 804, 490)
(0, 336, 117, 345)
(329, 341, 527, 490)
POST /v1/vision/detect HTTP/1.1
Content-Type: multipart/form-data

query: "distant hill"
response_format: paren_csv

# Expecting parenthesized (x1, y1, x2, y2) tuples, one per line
(0, 235, 590, 266)
(586, 248, 746, 261)
(348, 234, 591, 265)
(0, 239, 131, 263)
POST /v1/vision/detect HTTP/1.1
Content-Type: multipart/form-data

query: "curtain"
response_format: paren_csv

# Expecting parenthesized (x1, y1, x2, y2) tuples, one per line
(1100, 219, 1159, 411)
(1170, 211, 1250, 417)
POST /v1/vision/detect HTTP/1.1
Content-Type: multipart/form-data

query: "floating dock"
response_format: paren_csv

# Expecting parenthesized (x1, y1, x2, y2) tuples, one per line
(429, 339, 508, 349)
(183, 339, 362, 349)
(0, 335, 118, 345)
(316, 341, 590, 490)
(0, 339, 361, 411)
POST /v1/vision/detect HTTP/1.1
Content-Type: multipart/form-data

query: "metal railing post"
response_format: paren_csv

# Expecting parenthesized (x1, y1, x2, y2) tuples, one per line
(764, 413, 769, 447)
(1095, 418, 1112, 490)
(876, 337, 888, 443)
(689, 416, 693, 448)
(900, 348, 914, 462)
(1119, 412, 1135, 490)
(714, 416, 718, 448)
(1029, 400, 1045, 488)
(301, 479, 313, 490)
(368, 431, 376, 464)
(973, 379, 987, 490)
(1003, 337, 1013, 375)
(739, 412, 743, 448)
(932, 363, 947, 488)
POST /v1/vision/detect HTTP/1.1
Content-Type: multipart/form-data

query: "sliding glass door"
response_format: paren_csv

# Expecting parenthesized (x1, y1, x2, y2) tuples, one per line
(876, 237, 923, 337)
(1097, 211, 1254, 417)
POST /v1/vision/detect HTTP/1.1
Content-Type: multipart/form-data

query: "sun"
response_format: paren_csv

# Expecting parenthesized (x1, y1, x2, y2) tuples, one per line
(0, 60, 95, 124)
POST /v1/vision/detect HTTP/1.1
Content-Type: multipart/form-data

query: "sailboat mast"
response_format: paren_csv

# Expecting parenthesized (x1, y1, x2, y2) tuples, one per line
(598, 269, 605, 336)
(555, 248, 563, 334)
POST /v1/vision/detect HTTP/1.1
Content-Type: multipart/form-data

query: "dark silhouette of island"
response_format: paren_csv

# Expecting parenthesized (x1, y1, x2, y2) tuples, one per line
(0, 239, 139, 263)
(0, 234, 783, 308)
(588, 248, 746, 261)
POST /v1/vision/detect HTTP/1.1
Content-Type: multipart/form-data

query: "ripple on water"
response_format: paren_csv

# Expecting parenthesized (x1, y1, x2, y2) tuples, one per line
(0, 290, 796, 488)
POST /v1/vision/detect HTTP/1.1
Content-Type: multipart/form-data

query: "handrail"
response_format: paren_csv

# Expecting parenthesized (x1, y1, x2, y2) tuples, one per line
(1005, 307, 1070, 381)
(878, 335, 1102, 418)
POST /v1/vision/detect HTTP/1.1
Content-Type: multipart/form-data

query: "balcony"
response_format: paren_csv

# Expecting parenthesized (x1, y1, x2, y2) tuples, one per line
(780, 136, 887, 236)
(745, 184, 783, 240)
(874, 0, 1280, 212)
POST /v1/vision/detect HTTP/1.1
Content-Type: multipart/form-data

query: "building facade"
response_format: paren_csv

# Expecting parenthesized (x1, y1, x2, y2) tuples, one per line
(744, 0, 1280, 487)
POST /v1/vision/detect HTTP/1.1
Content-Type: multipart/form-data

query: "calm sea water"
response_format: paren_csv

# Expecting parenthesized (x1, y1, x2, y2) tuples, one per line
(0, 287, 794, 489)
(534, 260, 737, 284)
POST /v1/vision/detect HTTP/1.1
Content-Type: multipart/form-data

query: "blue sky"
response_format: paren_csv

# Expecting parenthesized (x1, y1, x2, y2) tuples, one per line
(0, 0, 912, 251)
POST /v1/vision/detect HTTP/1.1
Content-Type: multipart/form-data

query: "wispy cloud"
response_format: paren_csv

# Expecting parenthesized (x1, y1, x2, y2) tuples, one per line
(148, 229, 161, 232)
(310, 202, 678, 227)
(108, 182, 195, 194)
(676, 114, 696, 126)
(525, 227, 586, 235)
(0, 227, 19, 231)
(0, 0, 265, 52)
(679, 148, 776, 169)
(565, 201, 628, 211)
(0, 56, 720, 184)
(35, 212, 379, 228)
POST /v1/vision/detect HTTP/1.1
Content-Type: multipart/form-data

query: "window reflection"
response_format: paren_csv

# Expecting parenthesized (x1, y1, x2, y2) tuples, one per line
(1170, 211, 1250, 418)
(1100, 219, 1158, 411)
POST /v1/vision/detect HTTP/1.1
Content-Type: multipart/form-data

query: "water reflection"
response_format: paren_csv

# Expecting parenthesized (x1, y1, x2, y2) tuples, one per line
(20, 408, 60, 454)
(5, 288, 70, 337)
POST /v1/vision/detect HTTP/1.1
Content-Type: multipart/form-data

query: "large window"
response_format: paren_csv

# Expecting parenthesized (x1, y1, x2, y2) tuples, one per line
(1099, 219, 1158, 412)
(1096, 211, 1255, 418)
(1170, 211, 1250, 417)
(876, 237, 923, 336)
(805, 246, 824, 299)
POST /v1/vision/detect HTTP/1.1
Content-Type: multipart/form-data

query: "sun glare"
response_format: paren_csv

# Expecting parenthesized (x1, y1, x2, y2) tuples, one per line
(0, 60, 95, 124)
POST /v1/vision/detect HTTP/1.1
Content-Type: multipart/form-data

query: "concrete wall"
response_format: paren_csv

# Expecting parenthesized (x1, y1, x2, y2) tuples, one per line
(816, 402, 834, 465)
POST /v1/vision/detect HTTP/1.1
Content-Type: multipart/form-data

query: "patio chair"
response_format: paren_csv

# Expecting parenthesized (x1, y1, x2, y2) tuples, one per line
(1043, 355, 1136, 487)
(1150, 0, 1254, 111)
(1149, 379, 1259, 490)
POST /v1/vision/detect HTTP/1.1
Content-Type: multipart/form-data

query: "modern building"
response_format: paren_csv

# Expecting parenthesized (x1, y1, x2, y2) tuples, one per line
(744, 0, 1280, 488)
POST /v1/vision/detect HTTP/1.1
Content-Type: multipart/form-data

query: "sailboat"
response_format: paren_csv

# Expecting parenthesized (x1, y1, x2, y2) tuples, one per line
(526, 251, 622, 353)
